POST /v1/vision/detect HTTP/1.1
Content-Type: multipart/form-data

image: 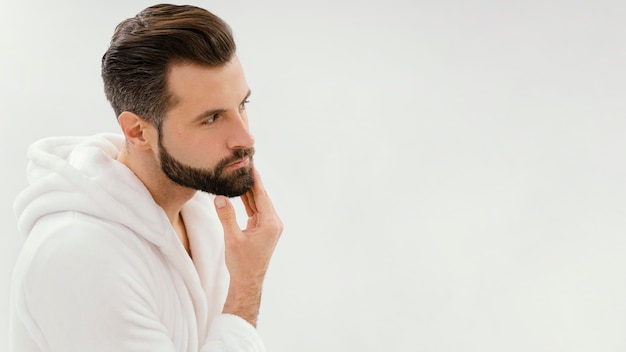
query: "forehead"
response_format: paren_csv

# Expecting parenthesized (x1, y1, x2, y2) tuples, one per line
(165, 57, 248, 114)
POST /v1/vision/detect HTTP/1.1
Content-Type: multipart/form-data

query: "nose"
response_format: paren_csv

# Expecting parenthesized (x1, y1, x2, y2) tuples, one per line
(227, 114, 255, 150)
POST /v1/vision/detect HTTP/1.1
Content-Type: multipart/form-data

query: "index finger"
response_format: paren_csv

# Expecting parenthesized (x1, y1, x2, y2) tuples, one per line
(249, 165, 277, 215)
(241, 188, 257, 217)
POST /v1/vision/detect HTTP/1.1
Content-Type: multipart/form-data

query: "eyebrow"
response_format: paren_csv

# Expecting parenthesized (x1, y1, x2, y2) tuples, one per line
(192, 89, 252, 123)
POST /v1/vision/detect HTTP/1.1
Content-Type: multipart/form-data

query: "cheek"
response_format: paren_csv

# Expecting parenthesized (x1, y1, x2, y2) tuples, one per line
(178, 136, 228, 167)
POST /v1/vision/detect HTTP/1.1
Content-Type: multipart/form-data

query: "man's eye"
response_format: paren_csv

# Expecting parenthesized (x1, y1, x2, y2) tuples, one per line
(204, 114, 218, 125)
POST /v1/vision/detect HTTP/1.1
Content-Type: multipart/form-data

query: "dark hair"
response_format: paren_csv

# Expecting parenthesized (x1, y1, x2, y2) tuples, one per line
(101, 4, 236, 126)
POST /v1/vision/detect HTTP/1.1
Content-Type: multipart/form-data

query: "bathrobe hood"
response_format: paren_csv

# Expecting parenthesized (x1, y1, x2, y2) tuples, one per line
(15, 133, 174, 246)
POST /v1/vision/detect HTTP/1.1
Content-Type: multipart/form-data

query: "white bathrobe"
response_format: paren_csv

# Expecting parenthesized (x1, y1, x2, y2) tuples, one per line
(11, 133, 266, 351)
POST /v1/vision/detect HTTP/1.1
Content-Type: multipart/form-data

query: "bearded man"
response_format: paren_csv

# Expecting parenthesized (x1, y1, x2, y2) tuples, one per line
(10, 4, 283, 351)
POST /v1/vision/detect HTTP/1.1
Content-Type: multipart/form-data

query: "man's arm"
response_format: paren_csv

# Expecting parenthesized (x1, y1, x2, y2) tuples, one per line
(213, 166, 283, 327)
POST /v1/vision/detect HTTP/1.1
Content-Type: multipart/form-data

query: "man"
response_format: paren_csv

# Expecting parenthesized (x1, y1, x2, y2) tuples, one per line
(10, 4, 283, 351)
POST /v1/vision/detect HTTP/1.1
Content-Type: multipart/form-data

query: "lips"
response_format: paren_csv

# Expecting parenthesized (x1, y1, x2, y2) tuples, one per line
(226, 156, 250, 169)
(221, 147, 255, 171)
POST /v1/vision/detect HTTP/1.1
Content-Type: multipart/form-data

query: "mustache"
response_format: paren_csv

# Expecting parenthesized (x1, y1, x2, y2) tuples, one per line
(216, 147, 255, 170)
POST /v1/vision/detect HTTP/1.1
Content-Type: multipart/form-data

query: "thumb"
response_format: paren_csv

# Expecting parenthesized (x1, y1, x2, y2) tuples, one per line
(214, 196, 241, 235)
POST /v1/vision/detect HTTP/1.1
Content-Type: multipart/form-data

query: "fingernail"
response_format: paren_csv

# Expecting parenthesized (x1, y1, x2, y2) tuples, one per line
(215, 197, 226, 209)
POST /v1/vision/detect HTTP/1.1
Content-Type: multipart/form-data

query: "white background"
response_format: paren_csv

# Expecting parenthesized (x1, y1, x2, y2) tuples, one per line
(2, 0, 626, 351)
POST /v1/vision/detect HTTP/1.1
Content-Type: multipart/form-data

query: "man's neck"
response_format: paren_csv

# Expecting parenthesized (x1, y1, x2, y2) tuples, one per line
(117, 145, 195, 248)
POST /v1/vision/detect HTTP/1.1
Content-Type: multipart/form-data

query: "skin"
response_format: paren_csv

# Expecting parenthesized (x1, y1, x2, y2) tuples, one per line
(116, 56, 283, 327)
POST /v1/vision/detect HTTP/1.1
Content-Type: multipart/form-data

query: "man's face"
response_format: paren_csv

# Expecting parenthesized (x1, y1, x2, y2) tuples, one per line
(156, 57, 255, 197)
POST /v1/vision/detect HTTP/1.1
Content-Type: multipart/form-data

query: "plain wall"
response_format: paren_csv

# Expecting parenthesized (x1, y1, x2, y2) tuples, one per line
(2, 0, 626, 351)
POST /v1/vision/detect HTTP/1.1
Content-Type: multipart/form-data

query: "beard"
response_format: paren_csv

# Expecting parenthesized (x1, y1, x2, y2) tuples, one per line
(158, 134, 254, 197)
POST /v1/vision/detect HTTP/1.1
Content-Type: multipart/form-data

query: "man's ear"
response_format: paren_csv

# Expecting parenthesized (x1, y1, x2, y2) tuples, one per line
(118, 111, 154, 151)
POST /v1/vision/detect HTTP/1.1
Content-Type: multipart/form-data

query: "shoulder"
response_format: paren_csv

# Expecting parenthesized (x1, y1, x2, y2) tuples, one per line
(10, 212, 179, 350)
(20, 211, 153, 268)
(13, 211, 162, 303)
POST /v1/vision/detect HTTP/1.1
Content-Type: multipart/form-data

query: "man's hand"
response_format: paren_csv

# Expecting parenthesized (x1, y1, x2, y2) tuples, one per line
(214, 166, 283, 327)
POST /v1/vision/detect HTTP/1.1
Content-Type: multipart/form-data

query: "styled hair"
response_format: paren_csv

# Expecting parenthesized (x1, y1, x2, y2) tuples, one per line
(101, 4, 236, 126)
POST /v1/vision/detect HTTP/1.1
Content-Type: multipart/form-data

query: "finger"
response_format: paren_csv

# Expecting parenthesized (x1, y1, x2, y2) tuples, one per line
(244, 167, 260, 214)
(247, 166, 284, 235)
(249, 166, 276, 214)
(241, 190, 256, 218)
(214, 196, 242, 237)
